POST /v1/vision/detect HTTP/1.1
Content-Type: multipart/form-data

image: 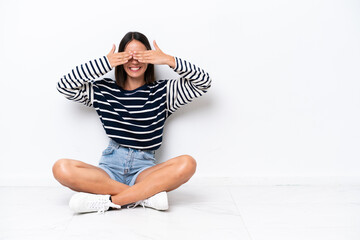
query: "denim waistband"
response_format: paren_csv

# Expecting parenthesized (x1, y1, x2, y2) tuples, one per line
(107, 138, 155, 155)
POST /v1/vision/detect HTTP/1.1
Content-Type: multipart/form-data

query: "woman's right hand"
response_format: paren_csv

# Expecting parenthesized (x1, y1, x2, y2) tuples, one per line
(106, 44, 132, 68)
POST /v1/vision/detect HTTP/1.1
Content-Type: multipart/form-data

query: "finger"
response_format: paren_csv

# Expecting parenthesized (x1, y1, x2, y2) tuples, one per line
(108, 44, 116, 54)
(153, 40, 162, 52)
(133, 56, 150, 62)
(133, 51, 152, 59)
(132, 54, 143, 60)
(115, 52, 131, 59)
(112, 57, 130, 66)
(136, 58, 150, 63)
(122, 53, 132, 59)
(133, 50, 149, 55)
(134, 51, 151, 56)
(127, 50, 136, 56)
(117, 57, 131, 63)
(116, 51, 131, 57)
(114, 59, 129, 66)
(136, 56, 154, 63)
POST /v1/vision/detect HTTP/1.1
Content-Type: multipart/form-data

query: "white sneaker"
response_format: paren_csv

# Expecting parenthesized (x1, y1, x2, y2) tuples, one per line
(128, 191, 169, 211)
(69, 192, 121, 214)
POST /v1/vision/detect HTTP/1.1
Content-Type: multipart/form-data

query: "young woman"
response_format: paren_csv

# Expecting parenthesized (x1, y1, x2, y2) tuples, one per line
(53, 31, 212, 214)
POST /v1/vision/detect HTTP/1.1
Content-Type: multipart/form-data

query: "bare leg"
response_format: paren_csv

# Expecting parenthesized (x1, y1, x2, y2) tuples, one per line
(52, 158, 130, 195)
(111, 154, 197, 206)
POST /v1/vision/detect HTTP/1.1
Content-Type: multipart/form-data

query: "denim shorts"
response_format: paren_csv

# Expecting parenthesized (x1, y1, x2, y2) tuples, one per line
(97, 138, 157, 186)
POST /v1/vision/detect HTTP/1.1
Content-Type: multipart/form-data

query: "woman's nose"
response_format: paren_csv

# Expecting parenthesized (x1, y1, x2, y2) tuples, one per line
(129, 56, 138, 62)
(129, 56, 139, 63)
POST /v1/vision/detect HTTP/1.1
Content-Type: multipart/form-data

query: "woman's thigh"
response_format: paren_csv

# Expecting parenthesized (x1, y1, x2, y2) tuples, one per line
(52, 158, 127, 194)
(134, 154, 196, 185)
(53, 158, 110, 179)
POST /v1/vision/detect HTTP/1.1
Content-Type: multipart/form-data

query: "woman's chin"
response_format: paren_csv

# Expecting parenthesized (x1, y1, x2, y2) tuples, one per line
(126, 72, 146, 79)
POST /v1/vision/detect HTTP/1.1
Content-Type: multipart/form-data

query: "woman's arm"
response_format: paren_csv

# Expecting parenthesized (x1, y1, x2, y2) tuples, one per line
(56, 55, 113, 107)
(165, 56, 212, 115)
(133, 40, 212, 116)
(56, 45, 130, 107)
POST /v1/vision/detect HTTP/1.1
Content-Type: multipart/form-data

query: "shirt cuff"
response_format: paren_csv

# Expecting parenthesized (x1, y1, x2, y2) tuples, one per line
(105, 55, 113, 69)
(170, 56, 179, 71)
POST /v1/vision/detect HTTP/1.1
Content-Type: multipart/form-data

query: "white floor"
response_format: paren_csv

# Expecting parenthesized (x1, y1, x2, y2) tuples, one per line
(1, 182, 360, 240)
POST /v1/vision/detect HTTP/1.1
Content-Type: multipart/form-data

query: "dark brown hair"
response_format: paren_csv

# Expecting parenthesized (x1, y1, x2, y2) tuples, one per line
(115, 32, 155, 88)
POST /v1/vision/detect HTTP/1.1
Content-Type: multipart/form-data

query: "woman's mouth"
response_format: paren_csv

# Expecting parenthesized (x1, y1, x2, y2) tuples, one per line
(129, 67, 141, 72)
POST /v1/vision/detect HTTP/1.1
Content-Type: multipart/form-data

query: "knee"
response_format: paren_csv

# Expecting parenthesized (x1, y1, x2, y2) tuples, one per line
(52, 158, 73, 182)
(176, 155, 197, 181)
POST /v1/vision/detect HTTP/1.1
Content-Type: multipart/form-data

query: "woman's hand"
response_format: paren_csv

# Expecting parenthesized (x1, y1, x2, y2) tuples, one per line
(132, 40, 176, 68)
(106, 44, 132, 68)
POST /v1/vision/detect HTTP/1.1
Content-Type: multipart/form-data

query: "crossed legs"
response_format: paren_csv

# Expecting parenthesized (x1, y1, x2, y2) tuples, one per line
(52, 155, 196, 206)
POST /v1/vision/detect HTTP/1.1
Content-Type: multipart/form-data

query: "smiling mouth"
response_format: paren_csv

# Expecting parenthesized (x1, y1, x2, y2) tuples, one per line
(129, 67, 141, 72)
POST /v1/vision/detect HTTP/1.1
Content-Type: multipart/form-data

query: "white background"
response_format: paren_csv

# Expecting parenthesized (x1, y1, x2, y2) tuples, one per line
(0, 0, 359, 186)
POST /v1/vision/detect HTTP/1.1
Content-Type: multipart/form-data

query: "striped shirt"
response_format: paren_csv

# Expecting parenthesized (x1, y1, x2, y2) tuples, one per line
(56, 55, 212, 150)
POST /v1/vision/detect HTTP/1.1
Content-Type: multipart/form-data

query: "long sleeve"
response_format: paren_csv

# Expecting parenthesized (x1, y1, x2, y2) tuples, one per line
(56, 55, 113, 107)
(166, 56, 212, 116)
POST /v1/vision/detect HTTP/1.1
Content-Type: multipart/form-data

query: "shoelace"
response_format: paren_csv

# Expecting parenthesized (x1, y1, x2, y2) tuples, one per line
(87, 198, 109, 214)
(97, 203, 122, 214)
(127, 200, 147, 210)
(86, 197, 121, 214)
(97, 207, 107, 214)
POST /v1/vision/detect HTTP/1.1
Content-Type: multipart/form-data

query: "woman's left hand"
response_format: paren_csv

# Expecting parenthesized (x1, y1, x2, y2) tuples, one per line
(132, 40, 176, 68)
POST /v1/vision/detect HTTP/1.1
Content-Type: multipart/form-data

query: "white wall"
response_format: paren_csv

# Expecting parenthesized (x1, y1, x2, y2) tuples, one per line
(1, 0, 359, 186)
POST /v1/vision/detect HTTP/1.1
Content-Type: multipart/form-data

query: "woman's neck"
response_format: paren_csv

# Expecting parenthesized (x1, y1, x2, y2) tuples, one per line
(123, 77, 146, 91)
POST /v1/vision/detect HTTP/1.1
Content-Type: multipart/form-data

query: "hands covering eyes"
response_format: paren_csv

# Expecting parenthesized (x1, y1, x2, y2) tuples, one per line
(107, 40, 175, 68)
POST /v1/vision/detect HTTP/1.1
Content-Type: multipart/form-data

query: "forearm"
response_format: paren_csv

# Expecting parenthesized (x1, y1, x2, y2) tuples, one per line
(171, 57, 212, 90)
(57, 55, 112, 91)
(166, 57, 212, 115)
(56, 55, 112, 107)
(166, 55, 176, 69)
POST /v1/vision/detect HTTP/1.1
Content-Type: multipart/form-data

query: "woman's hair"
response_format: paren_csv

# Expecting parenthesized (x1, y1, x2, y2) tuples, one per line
(115, 32, 155, 88)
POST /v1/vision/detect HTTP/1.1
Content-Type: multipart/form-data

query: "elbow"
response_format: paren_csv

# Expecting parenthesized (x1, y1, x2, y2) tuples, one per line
(206, 76, 212, 90)
(203, 71, 212, 89)
(56, 81, 65, 93)
(56, 81, 74, 99)
(201, 75, 212, 91)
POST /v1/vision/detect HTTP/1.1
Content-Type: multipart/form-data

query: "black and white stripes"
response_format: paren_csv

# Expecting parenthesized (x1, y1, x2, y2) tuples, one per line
(56, 55, 211, 150)
(166, 57, 212, 114)
(56, 56, 112, 107)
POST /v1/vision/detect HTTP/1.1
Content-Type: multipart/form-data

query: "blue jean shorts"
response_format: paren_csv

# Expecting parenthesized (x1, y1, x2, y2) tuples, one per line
(97, 138, 157, 186)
